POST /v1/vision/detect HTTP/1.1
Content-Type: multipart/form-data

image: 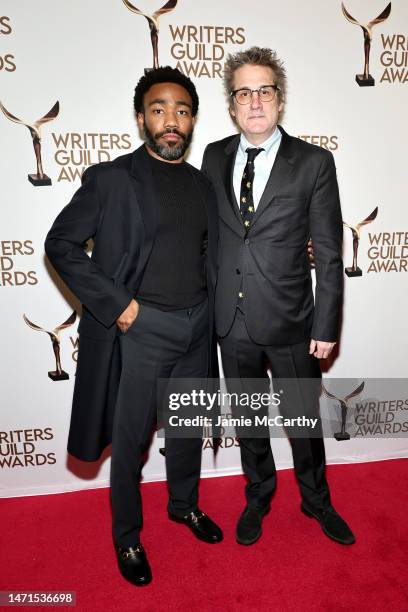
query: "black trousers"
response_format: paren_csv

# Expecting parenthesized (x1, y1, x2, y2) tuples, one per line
(219, 308, 331, 512)
(110, 300, 208, 547)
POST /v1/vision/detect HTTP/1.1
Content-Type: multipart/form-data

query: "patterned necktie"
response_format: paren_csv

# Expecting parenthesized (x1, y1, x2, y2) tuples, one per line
(239, 147, 264, 231)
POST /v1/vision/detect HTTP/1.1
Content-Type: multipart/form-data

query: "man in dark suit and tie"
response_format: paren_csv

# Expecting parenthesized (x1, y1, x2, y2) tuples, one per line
(202, 47, 355, 546)
(45, 67, 222, 587)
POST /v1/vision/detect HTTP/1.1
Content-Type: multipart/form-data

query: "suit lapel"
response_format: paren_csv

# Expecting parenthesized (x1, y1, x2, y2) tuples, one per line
(126, 145, 158, 289)
(218, 129, 297, 233)
(129, 145, 158, 241)
(187, 166, 218, 287)
(220, 136, 244, 231)
(251, 127, 296, 229)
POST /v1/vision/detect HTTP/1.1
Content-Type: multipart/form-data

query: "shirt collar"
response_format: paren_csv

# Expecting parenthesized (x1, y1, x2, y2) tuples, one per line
(239, 126, 282, 157)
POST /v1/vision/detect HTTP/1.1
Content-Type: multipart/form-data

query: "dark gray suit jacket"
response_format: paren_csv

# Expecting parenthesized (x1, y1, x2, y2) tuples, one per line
(45, 145, 219, 461)
(202, 126, 343, 345)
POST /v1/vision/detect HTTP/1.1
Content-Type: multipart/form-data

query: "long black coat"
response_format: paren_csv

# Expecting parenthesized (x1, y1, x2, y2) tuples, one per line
(202, 126, 343, 344)
(45, 145, 219, 461)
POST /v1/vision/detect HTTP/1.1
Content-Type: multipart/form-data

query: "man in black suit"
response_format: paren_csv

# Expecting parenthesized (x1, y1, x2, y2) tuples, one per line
(202, 47, 355, 546)
(45, 67, 222, 587)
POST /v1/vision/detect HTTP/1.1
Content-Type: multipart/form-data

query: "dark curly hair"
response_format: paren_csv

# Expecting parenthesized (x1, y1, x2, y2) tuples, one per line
(134, 66, 199, 116)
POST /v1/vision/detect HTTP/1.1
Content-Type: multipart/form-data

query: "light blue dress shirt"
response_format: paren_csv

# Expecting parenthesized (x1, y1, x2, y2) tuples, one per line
(233, 126, 282, 211)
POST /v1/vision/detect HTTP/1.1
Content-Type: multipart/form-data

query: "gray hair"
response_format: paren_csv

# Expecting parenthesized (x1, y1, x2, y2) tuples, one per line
(224, 46, 287, 104)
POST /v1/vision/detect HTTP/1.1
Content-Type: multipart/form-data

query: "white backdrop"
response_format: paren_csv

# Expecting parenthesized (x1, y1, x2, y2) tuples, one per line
(1, 0, 407, 498)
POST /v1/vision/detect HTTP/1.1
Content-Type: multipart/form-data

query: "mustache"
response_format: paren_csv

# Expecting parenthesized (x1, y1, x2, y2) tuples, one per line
(155, 127, 186, 140)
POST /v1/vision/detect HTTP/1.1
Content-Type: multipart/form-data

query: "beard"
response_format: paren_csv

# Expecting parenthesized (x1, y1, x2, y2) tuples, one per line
(143, 124, 193, 161)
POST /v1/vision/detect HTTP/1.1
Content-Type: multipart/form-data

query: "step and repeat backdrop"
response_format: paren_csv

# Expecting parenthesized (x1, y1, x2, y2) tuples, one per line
(1, 0, 407, 497)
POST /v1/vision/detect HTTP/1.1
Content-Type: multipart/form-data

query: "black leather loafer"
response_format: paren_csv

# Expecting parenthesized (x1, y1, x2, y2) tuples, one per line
(301, 503, 356, 545)
(116, 544, 152, 586)
(168, 509, 223, 543)
(236, 505, 270, 545)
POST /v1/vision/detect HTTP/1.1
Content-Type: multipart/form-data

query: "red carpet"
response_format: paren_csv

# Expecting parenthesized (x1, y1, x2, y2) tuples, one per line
(1, 459, 408, 611)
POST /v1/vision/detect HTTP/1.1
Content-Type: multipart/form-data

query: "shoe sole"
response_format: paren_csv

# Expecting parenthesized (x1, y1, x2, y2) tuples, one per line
(168, 513, 223, 544)
(117, 562, 152, 587)
(236, 506, 270, 546)
(120, 571, 152, 587)
(301, 505, 356, 545)
(236, 529, 262, 546)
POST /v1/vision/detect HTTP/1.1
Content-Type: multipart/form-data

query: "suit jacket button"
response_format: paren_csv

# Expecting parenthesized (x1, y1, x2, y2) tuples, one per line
(236, 268, 241, 275)
(244, 239, 250, 245)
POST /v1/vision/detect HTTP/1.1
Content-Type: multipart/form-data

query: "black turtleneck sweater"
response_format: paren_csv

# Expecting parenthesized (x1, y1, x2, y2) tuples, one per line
(136, 153, 208, 310)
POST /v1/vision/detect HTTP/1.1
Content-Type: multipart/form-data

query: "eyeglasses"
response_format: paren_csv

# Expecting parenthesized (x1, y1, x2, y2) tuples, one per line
(230, 84, 281, 105)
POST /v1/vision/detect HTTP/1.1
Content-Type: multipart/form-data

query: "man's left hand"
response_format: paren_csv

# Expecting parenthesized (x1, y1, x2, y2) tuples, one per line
(309, 339, 336, 359)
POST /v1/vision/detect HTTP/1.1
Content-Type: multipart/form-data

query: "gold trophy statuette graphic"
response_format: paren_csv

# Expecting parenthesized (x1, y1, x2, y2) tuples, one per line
(342, 2, 392, 86)
(23, 311, 76, 381)
(322, 381, 365, 441)
(122, 0, 178, 70)
(0, 100, 59, 186)
(343, 206, 378, 277)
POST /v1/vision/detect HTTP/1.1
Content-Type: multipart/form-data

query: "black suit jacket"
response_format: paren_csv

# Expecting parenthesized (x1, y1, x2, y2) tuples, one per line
(45, 145, 219, 461)
(202, 126, 343, 345)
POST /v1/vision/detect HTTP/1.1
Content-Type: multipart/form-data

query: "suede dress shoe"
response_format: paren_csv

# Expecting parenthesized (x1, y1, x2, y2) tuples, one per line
(116, 544, 152, 586)
(236, 505, 270, 545)
(168, 509, 223, 543)
(301, 503, 356, 545)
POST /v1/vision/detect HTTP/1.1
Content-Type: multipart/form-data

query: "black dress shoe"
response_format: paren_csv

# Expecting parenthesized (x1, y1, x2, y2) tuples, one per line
(236, 505, 270, 545)
(116, 544, 152, 586)
(168, 509, 223, 543)
(301, 503, 356, 545)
